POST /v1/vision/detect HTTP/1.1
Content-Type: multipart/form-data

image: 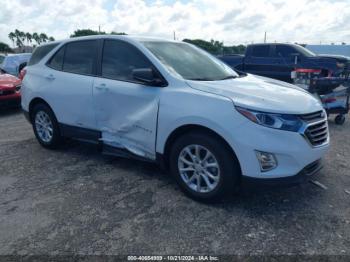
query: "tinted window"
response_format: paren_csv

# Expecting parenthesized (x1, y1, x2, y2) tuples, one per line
(48, 46, 65, 70)
(251, 45, 270, 57)
(102, 40, 152, 81)
(275, 45, 298, 57)
(63, 41, 97, 75)
(28, 43, 58, 65)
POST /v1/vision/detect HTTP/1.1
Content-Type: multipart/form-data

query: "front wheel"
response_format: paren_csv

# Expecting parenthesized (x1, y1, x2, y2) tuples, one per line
(31, 104, 62, 149)
(169, 132, 240, 201)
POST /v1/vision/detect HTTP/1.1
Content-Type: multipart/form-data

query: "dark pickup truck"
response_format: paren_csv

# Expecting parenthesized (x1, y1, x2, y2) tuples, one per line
(218, 43, 350, 83)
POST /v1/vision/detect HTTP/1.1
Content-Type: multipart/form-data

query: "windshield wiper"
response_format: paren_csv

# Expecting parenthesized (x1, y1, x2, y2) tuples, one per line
(219, 75, 237, 80)
(187, 77, 214, 81)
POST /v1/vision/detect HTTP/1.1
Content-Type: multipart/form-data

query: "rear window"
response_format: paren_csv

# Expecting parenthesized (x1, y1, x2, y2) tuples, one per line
(28, 43, 59, 66)
(251, 45, 270, 57)
(62, 41, 97, 75)
(48, 46, 65, 71)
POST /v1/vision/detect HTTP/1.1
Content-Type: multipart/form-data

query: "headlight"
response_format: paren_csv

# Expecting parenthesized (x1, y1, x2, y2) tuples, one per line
(236, 106, 303, 132)
(15, 84, 21, 91)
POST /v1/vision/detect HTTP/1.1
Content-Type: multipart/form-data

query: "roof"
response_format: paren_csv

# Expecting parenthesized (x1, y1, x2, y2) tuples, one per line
(306, 45, 350, 58)
(44, 35, 177, 46)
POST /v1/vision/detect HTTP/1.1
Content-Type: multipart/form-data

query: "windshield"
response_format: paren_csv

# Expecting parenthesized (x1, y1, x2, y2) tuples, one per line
(294, 45, 316, 57)
(142, 41, 238, 81)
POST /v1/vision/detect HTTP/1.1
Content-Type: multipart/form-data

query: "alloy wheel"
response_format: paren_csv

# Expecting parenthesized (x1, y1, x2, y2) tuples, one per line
(35, 111, 53, 143)
(178, 144, 220, 193)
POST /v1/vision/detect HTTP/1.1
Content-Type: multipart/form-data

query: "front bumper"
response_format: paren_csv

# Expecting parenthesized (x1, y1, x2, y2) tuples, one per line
(241, 159, 322, 187)
(0, 94, 21, 108)
(225, 115, 329, 179)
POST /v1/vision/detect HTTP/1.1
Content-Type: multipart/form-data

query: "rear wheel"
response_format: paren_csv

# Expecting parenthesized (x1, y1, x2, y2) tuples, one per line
(169, 132, 240, 201)
(31, 104, 62, 148)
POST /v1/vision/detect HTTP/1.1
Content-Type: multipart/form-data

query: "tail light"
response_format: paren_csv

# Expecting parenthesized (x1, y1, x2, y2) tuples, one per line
(19, 68, 27, 81)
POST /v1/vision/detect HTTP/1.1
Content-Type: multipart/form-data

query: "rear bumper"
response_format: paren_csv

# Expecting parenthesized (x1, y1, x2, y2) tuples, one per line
(241, 159, 322, 187)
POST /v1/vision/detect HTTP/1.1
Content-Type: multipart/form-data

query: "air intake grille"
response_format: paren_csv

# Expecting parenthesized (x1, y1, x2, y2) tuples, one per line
(304, 120, 328, 146)
(0, 90, 15, 96)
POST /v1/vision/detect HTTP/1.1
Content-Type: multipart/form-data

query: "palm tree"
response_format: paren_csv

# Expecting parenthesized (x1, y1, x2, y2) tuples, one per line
(8, 32, 16, 48)
(32, 33, 40, 46)
(39, 33, 48, 43)
(25, 33, 32, 46)
(19, 31, 26, 46)
(14, 29, 23, 48)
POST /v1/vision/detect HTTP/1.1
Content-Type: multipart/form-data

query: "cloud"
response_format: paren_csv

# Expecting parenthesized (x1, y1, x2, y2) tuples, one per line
(1, 0, 350, 47)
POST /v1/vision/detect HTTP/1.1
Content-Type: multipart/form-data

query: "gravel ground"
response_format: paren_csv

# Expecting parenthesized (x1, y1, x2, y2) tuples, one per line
(0, 109, 349, 256)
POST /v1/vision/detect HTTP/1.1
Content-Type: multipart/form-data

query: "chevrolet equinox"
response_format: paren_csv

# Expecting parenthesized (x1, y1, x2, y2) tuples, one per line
(21, 36, 329, 201)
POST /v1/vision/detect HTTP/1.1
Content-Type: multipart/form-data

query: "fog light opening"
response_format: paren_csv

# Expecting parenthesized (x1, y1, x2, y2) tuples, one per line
(255, 151, 277, 172)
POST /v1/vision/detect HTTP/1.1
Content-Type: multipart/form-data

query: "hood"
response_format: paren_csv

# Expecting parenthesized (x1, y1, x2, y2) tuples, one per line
(0, 74, 21, 90)
(186, 74, 323, 114)
(316, 54, 350, 63)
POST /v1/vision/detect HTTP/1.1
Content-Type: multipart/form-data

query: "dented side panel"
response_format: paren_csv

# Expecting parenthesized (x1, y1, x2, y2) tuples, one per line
(93, 77, 161, 160)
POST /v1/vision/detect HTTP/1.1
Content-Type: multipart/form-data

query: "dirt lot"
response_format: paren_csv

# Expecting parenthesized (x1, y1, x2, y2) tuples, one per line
(0, 109, 349, 256)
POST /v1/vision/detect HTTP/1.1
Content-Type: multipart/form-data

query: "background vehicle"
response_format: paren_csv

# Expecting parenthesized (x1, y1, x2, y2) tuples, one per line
(0, 53, 31, 77)
(218, 43, 350, 83)
(0, 73, 21, 108)
(21, 36, 328, 201)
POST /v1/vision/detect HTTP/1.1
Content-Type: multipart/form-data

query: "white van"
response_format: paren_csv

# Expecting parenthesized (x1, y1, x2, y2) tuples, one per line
(21, 36, 329, 201)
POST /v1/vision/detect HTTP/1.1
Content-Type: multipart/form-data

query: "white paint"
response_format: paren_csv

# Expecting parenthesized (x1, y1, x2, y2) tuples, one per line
(22, 35, 329, 180)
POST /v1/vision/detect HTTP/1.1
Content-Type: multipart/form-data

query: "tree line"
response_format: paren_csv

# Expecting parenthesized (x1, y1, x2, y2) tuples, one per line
(1, 28, 246, 55)
(8, 29, 55, 49)
(183, 39, 246, 55)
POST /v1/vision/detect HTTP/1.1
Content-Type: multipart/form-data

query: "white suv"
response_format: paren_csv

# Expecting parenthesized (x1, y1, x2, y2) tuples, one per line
(21, 35, 329, 201)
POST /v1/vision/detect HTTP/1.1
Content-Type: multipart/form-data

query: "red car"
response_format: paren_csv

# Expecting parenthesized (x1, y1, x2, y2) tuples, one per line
(0, 73, 22, 108)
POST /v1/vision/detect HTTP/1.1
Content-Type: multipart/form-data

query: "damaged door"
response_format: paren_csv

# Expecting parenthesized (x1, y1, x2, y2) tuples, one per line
(94, 39, 162, 160)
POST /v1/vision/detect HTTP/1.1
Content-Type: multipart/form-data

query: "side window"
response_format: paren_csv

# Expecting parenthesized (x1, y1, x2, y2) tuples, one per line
(251, 45, 270, 57)
(48, 46, 65, 70)
(275, 45, 299, 57)
(102, 40, 153, 82)
(63, 41, 97, 75)
(28, 43, 58, 66)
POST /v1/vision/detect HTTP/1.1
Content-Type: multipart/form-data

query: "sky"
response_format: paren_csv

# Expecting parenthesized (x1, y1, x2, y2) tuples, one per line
(1, 0, 350, 47)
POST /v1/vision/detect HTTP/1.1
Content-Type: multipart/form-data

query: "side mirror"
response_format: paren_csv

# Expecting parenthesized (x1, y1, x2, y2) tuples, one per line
(132, 68, 165, 87)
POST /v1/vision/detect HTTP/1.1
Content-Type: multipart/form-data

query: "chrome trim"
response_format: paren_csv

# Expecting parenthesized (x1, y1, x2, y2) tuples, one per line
(298, 110, 329, 148)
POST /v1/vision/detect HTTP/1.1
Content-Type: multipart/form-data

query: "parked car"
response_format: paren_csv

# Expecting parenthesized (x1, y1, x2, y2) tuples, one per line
(218, 43, 350, 83)
(0, 53, 31, 77)
(21, 36, 329, 201)
(0, 72, 21, 108)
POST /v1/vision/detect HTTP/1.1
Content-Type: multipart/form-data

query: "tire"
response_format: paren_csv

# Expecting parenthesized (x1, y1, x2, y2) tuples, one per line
(335, 114, 345, 125)
(31, 103, 62, 149)
(169, 132, 241, 202)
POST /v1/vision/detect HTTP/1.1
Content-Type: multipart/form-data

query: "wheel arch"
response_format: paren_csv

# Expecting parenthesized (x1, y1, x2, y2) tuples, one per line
(161, 124, 241, 173)
(28, 97, 54, 122)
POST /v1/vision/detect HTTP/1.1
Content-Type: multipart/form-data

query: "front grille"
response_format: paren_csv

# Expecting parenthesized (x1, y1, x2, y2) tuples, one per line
(300, 110, 324, 123)
(304, 120, 328, 146)
(0, 90, 15, 96)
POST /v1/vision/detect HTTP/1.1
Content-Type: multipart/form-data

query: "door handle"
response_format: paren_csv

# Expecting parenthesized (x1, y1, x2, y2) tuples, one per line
(45, 74, 55, 80)
(95, 83, 109, 91)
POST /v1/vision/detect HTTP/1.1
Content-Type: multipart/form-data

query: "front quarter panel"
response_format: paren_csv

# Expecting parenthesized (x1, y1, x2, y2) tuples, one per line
(156, 84, 246, 156)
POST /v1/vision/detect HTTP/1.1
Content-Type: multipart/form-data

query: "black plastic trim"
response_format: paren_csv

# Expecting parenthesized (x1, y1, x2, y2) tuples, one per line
(59, 123, 101, 142)
(241, 159, 323, 187)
